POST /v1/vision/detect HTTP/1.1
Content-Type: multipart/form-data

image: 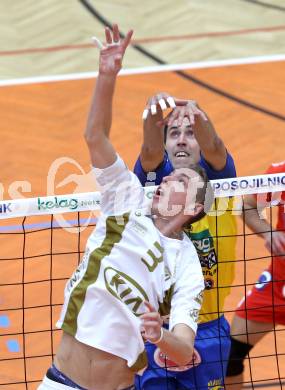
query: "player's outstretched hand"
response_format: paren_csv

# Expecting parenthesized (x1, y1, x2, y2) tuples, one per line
(142, 93, 195, 122)
(140, 301, 163, 343)
(163, 100, 208, 128)
(142, 92, 176, 121)
(92, 24, 133, 76)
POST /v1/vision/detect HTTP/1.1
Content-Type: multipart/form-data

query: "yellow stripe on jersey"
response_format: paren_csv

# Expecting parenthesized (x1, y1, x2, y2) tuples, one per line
(185, 197, 237, 323)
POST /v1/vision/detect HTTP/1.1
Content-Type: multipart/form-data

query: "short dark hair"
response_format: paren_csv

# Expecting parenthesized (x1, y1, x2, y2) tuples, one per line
(181, 165, 214, 227)
(164, 124, 168, 143)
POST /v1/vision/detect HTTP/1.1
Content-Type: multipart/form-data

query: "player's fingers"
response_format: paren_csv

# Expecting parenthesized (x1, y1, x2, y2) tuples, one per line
(144, 300, 157, 312)
(147, 96, 159, 114)
(158, 91, 170, 99)
(274, 238, 285, 255)
(105, 27, 113, 44)
(112, 24, 120, 42)
(147, 95, 164, 113)
(158, 98, 167, 111)
(184, 109, 194, 126)
(197, 109, 208, 122)
(275, 246, 283, 256)
(175, 99, 188, 106)
(177, 108, 186, 127)
(189, 112, 195, 126)
(166, 96, 176, 108)
(150, 95, 159, 106)
(167, 109, 179, 127)
(142, 109, 149, 120)
(143, 97, 159, 120)
(278, 233, 285, 245)
(157, 92, 171, 108)
(122, 30, 133, 51)
(141, 312, 161, 321)
(161, 111, 173, 124)
(141, 317, 160, 325)
(188, 99, 197, 106)
(151, 104, 157, 115)
(92, 37, 104, 50)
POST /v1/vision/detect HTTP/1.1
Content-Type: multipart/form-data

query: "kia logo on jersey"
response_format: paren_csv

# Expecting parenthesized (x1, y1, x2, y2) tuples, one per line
(104, 267, 148, 316)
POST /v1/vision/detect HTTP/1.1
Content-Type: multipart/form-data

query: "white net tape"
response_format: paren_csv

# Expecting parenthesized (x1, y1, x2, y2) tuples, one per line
(0, 172, 284, 219)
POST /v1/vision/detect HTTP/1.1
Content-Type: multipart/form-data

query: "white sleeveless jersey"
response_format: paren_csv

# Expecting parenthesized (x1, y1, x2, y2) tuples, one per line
(56, 156, 204, 371)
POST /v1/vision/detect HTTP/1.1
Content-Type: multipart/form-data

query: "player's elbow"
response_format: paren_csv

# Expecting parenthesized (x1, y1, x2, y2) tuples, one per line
(84, 129, 96, 145)
(84, 128, 103, 146)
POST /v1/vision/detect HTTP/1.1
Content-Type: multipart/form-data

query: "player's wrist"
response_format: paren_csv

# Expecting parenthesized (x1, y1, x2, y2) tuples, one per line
(98, 70, 118, 79)
(148, 328, 164, 344)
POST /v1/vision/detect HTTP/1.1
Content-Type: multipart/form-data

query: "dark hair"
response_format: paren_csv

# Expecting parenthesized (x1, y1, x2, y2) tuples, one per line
(181, 165, 214, 227)
(164, 124, 168, 143)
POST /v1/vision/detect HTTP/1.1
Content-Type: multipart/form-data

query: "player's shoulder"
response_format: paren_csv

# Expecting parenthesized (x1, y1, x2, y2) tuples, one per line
(266, 161, 285, 174)
(181, 235, 201, 263)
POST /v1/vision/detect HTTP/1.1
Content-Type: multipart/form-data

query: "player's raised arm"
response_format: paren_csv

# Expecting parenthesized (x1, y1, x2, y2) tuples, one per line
(243, 194, 285, 256)
(84, 24, 133, 168)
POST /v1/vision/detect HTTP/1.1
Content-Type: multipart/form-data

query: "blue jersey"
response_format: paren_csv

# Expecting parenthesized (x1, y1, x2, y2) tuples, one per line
(134, 151, 236, 186)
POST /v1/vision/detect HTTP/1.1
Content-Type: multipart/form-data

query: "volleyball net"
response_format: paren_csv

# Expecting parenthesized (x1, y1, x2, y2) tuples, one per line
(0, 173, 284, 389)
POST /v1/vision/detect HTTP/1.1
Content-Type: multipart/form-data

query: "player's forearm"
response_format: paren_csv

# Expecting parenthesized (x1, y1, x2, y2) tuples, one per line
(142, 114, 165, 152)
(156, 328, 194, 366)
(85, 73, 116, 144)
(193, 114, 227, 168)
(140, 116, 165, 171)
(243, 207, 272, 239)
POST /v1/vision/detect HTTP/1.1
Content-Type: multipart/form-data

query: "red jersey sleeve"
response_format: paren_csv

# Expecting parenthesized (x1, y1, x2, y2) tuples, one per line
(253, 161, 285, 204)
(265, 161, 285, 175)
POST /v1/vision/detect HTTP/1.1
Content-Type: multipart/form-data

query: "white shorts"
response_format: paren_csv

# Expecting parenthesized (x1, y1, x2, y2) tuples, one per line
(38, 376, 77, 390)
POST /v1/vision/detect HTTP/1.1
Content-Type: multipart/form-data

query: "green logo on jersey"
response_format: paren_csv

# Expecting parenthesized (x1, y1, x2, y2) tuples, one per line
(189, 229, 214, 254)
(188, 229, 217, 275)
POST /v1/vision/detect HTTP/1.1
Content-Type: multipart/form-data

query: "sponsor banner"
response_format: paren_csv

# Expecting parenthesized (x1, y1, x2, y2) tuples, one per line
(0, 192, 102, 220)
(211, 173, 285, 198)
(0, 173, 284, 219)
(0, 188, 155, 220)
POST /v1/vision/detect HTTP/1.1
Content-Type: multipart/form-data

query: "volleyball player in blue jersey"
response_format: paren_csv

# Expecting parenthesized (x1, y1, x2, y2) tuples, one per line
(134, 95, 237, 389)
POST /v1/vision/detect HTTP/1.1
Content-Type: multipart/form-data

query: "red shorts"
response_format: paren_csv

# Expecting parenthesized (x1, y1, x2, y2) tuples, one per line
(236, 257, 285, 325)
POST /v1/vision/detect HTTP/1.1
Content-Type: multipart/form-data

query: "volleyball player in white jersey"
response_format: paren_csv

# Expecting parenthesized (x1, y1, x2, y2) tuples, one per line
(38, 24, 209, 390)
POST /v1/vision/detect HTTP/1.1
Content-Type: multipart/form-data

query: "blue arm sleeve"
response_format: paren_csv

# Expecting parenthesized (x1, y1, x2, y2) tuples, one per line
(199, 152, 236, 180)
(133, 153, 174, 186)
